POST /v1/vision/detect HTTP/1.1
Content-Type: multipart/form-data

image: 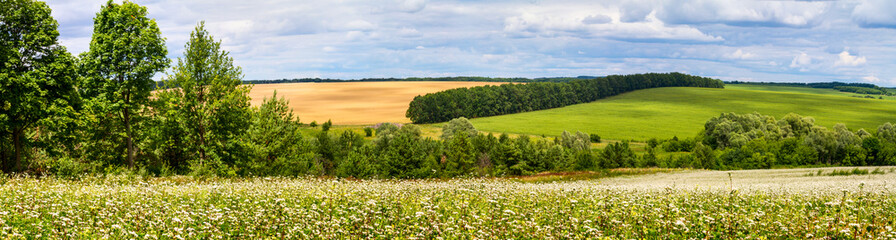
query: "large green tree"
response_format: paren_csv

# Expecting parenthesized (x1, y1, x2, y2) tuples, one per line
(156, 22, 251, 170)
(0, 0, 78, 172)
(80, 0, 168, 168)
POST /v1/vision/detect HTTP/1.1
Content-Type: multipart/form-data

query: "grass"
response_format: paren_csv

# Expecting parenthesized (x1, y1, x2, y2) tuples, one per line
(469, 86, 896, 141)
(726, 84, 896, 100)
(2, 167, 895, 238)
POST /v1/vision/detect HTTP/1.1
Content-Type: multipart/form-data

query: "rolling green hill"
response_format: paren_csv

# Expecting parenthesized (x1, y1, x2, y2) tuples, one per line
(468, 85, 896, 141)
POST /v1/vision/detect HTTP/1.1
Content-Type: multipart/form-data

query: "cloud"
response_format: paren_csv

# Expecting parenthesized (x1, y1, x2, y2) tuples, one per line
(852, 0, 896, 28)
(862, 75, 880, 83)
(835, 51, 866, 66)
(582, 14, 612, 25)
(726, 49, 755, 60)
(790, 52, 812, 68)
(395, 0, 427, 13)
(503, 12, 722, 42)
(619, 1, 653, 23)
(38, 0, 896, 86)
(342, 20, 377, 31)
(657, 0, 829, 27)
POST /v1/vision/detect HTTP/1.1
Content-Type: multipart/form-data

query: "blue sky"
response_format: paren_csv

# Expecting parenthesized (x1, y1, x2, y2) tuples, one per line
(45, 0, 896, 86)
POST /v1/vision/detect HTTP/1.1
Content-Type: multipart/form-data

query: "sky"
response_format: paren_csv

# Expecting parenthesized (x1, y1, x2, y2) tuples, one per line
(43, 0, 896, 86)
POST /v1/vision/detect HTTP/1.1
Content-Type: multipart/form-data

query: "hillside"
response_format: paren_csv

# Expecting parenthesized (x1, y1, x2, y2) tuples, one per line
(468, 86, 896, 141)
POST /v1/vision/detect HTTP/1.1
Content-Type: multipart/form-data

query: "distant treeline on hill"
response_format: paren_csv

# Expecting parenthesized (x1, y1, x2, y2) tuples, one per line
(406, 72, 724, 124)
(154, 76, 599, 89)
(725, 81, 893, 95)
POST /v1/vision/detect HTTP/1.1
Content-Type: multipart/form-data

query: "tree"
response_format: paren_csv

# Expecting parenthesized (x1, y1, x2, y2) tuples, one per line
(157, 22, 251, 169)
(80, 0, 168, 168)
(558, 131, 591, 152)
(321, 119, 332, 131)
(241, 92, 316, 176)
(0, 0, 78, 172)
(441, 117, 477, 140)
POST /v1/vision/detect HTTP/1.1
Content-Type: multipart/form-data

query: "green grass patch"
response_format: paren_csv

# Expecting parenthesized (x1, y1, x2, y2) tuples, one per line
(470, 86, 896, 141)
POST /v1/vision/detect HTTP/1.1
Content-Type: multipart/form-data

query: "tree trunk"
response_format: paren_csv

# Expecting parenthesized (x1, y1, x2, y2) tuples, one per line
(123, 85, 135, 169)
(12, 128, 23, 172)
(125, 109, 134, 169)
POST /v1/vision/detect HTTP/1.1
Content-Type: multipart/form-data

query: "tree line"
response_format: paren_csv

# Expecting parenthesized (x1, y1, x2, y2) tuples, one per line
(406, 73, 724, 124)
(653, 112, 896, 170)
(233, 76, 597, 86)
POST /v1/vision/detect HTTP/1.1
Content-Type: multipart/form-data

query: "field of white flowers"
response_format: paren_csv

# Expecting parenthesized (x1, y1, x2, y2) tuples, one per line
(1, 167, 894, 239)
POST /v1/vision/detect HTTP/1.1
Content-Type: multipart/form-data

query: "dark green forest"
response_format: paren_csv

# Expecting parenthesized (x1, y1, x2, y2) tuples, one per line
(406, 73, 725, 123)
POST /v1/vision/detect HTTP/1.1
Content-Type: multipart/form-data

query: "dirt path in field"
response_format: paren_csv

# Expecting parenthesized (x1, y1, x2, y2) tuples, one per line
(248, 81, 498, 125)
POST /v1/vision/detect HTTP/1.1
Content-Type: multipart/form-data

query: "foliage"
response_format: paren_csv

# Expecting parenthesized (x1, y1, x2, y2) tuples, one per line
(408, 72, 724, 123)
(833, 86, 887, 95)
(0, 0, 79, 172)
(79, 0, 169, 169)
(440, 117, 477, 140)
(699, 112, 896, 170)
(589, 133, 601, 143)
(151, 22, 251, 173)
(599, 141, 635, 169)
(240, 93, 317, 176)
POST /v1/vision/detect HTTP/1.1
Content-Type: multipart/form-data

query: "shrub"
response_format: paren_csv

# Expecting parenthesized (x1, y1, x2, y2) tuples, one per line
(589, 133, 601, 143)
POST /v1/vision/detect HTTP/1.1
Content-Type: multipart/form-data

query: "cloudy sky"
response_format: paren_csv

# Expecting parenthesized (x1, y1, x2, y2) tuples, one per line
(44, 0, 896, 86)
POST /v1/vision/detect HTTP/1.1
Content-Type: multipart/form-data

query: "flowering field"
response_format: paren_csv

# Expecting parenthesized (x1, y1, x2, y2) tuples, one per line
(1, 167, 895, 239)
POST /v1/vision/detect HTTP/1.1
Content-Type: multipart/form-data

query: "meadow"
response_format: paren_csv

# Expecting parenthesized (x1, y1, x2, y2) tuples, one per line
(2, 167, 894, 239)
(469, 85, 896, 141)
(249, 81, 498, 125)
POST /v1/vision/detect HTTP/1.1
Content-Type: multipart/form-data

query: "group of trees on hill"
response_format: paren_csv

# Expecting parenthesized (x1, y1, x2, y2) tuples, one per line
(678, 112, 896, 169)
(726, 81, 893, 96)
(407, 73, 724, 123)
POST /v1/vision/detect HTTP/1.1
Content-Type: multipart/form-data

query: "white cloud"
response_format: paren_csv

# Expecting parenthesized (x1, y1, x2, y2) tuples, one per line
(852, 0, 896, 28)
(863, 75, 880, 82)
(342, 20, 376, 31)
(790, 52, 811, 68)
(38, 0, 896, 86)
(835, 51, 866, 66)
(726, 49, 755, 60)
(395, 0, 427, 13)
(658, 0, 829, 27)
(582, 14, 612, 25)
(503, 12, 722, 42)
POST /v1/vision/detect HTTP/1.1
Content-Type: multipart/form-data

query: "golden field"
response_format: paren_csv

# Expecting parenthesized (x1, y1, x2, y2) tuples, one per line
(248, 81, 497, 125)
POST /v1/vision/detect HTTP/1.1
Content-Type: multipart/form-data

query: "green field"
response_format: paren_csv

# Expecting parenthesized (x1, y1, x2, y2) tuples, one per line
(469, 85, 896, 141)
(2, 167, 894, 239)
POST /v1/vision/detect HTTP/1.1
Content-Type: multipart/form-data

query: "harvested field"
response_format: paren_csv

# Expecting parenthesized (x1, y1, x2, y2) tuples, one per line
(248, 81, 498, 125)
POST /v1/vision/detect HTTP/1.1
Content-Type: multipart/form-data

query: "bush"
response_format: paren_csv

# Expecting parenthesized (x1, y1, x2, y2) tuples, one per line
(589, 133, 601, 143)
(364, 127, 374, 137)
